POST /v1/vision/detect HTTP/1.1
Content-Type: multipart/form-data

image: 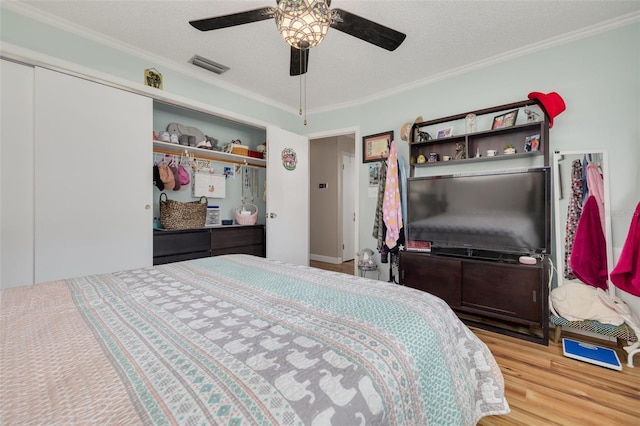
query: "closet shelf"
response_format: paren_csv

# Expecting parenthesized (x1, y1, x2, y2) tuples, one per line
(153, 141, 266, 168)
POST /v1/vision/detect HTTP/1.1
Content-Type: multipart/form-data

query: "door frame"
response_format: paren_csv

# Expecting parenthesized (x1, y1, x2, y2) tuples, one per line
(306, 126, 360, 272)
(341, 152, 356, 262)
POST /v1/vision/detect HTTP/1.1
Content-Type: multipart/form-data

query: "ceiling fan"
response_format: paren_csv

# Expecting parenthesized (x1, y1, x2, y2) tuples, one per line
(189, 0, 406, 76)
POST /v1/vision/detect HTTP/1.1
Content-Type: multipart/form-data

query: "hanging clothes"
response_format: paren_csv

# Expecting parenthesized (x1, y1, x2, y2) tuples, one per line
(397, 153, 408, 244)
(581, 154, 590, 203)
(610, 202, 640, 297)
(383, 141, 403, 250)
(570, 195, 608, 290)
(586, 161, 605, 234)
(372, 161, 388, 252)
(564, 159, 583, 279)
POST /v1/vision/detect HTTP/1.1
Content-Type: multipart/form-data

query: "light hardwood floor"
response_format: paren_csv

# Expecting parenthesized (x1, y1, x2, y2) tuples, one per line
(310, 260, 640, 426)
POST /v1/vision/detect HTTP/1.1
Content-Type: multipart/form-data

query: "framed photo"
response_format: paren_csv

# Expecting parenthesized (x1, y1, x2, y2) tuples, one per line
(363, 131, 393, 163)
(492, 109, 519, 129)
(436, 127, 454, 138)
(525, 133, 541, 152)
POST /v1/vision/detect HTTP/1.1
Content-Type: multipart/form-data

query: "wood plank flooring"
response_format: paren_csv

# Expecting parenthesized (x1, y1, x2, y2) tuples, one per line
(310, 260, 640, 426)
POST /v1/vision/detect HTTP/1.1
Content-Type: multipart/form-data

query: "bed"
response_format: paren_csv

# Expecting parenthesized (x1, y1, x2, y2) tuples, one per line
(1, 254, 509, 425)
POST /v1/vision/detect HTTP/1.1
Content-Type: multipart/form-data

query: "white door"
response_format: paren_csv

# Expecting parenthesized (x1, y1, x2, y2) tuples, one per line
(1, 60, 35, 288)
(266, 126, 309, 265)
(342, 153, 355, 262)
(34, 68, 153, 283)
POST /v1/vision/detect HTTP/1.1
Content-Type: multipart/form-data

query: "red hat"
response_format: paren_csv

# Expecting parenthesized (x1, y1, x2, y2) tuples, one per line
(527, 91, 566, 128)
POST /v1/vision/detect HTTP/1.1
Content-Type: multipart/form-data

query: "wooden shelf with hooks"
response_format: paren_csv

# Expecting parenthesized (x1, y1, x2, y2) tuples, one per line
(153, 141, 266, 168)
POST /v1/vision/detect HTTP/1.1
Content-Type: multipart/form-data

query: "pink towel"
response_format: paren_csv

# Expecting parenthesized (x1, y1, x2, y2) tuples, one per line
(383, 141, 402, 249)
(570, 196, 608, 290)
(610, 202, 640, 297)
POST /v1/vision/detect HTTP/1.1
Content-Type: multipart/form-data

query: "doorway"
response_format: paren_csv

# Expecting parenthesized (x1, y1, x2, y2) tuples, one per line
(308, 129, 358, 268)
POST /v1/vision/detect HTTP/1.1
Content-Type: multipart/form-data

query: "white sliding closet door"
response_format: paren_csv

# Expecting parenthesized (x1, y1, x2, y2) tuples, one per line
(1, 60, 35, 289)
(34, 68, 152, 283)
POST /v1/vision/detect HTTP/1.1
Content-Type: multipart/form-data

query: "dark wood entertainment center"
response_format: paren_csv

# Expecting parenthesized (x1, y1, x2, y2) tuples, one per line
(400, 99, 551, 344)
(400, 252, 549, 344)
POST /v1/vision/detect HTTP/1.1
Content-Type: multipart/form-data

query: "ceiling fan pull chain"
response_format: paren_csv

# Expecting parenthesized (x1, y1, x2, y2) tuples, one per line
(303, 72, 307, 126)
(299, 53, 303, 117)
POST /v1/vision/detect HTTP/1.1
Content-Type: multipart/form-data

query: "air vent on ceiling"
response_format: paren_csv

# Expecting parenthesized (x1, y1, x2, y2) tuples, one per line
(190, 55, 229, 75)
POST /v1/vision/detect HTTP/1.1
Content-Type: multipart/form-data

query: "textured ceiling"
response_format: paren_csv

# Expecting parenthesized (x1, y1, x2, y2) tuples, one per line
(10, 1, 640, 113)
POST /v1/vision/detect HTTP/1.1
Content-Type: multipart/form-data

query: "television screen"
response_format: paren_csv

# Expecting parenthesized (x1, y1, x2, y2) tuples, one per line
(406, 167, 551, 256)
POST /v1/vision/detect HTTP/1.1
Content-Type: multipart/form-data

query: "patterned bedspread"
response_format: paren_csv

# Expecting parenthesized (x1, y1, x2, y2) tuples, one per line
(1, 254, 509, 425)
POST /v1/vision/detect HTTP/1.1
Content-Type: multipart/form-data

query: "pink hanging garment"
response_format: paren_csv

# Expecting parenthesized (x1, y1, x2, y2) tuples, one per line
(610, 202, 640, 297)
(586, 162, 605, 234)
(383, 141, 403, 250)
(570, 196, 608, 290)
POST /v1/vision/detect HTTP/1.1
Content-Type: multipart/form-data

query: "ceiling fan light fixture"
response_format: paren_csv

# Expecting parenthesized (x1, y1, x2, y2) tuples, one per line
(276, 0, 330, 49)
(190, 55, 230, 75)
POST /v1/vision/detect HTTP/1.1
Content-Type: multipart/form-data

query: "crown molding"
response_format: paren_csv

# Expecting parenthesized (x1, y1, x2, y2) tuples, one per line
(2, 1, 299, 116)
(309, 10, 640, 115)
(4, 2, 638, 117)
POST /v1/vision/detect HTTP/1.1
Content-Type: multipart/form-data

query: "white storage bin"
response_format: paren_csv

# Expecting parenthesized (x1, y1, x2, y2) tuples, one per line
(205, 206, 221, 226)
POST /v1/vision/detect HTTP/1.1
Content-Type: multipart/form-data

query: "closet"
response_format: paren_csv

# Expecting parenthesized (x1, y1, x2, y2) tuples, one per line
(1, 62, 153, 288)
(1, 57, 311, 290)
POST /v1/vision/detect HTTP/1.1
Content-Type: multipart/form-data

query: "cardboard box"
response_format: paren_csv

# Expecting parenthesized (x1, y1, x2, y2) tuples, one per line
(230, 144, 249, 156)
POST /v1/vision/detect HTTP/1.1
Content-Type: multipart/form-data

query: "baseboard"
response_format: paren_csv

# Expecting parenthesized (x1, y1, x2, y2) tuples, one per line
(309, 254, 342, 264)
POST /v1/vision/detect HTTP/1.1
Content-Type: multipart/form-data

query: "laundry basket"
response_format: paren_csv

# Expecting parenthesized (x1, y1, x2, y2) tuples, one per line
(234, 203, 258, 225)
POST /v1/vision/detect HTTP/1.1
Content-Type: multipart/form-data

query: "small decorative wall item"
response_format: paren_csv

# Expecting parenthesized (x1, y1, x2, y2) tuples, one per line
(465, 113, 477, 133)
(525, 134, 540, 152)
(281, 147, 298, 170)
(428, 152, 438, 162)
(363, 131, 393, 163)
(492, 109, 518, 129)
(144, 68, 163, 89)
(192, 172, 226, 198)
(368, 163, 381, 187)
(436, 127, 453, 138)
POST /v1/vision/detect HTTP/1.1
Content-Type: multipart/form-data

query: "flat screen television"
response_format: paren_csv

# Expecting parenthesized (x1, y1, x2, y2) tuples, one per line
(406, 167, 551, 258)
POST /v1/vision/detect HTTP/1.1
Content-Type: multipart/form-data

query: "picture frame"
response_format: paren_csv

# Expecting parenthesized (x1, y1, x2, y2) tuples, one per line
(524, 133, 541, 152)
(363, 131, 393, 163)
(436, 127, 454, 139)
(492, 109, 519, 129)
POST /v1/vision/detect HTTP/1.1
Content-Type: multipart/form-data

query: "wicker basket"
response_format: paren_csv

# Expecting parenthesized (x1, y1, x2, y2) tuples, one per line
(235, 203, 258, 225)
(159, 193, 207, 230)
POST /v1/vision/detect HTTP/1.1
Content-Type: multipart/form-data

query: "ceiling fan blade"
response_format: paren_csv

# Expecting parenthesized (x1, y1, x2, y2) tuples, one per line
(330, 8, 406, 51)
(290, 47, 309, 76)
(189, 7, 275, 31)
